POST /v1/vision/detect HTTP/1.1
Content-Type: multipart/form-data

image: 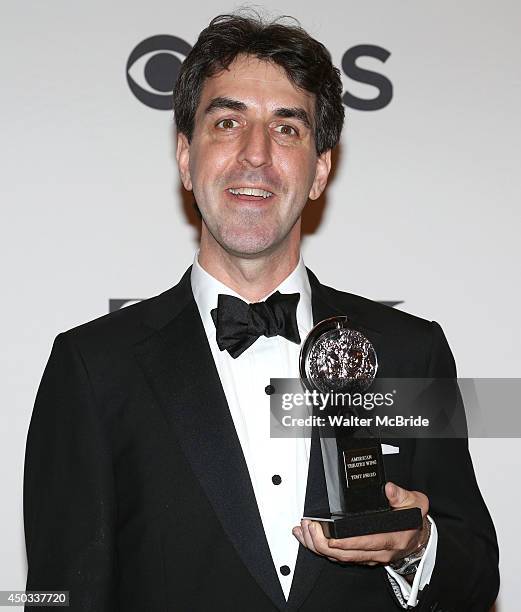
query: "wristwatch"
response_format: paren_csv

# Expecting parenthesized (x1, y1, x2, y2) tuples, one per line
(389, 517, 431, 576)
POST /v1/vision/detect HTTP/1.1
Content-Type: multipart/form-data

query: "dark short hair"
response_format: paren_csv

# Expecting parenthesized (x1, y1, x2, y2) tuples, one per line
(173, 12, 345, 155)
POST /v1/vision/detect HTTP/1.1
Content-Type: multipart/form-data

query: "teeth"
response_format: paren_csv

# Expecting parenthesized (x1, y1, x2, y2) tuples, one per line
(228, 187, 273, 198)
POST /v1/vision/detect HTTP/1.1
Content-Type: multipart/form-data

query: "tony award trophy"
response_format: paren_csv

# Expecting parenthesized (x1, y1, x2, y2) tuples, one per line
(300, 316, 422, 538)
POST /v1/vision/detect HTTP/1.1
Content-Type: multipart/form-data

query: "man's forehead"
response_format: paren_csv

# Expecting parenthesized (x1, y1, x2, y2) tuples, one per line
(199, 54, 313, 104)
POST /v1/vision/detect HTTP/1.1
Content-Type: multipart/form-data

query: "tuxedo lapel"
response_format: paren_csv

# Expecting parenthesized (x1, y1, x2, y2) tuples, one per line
(133, 268, 286, 611)
(287, 268, 384, 611)
(286, 270, 341, 610)
(306, 268, 384, 355)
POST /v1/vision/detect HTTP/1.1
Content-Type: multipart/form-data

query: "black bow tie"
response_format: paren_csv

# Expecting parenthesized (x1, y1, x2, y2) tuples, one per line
(210, 291, 301, 358)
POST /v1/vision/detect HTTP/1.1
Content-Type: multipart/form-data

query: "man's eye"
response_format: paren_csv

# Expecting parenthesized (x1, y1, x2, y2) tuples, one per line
(274, 124, 298, 136)
(216, 118, 240, 129)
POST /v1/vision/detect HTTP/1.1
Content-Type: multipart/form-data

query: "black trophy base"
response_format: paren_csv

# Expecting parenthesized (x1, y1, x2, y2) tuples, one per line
(303, 507, 422, 539)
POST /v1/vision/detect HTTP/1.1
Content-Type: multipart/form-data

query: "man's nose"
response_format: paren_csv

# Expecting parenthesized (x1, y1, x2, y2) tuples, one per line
(237, 123, 272, 168)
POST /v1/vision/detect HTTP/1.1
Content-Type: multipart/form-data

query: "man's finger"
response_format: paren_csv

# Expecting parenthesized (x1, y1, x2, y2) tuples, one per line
(292, 526, 305, 546)
(307, 521, 332, 556)
(321, 548, 396, 565)
(385, 482, 411, 506)
(329, 533, 397, 551)
(301, 520, 318, 553)
(385, 482, 429, 515)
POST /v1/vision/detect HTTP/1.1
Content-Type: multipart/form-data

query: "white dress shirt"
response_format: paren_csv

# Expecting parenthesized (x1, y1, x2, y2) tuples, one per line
(190, 252, 436, 605)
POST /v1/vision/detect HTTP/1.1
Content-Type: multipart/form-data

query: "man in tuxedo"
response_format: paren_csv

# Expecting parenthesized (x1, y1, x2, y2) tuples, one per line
(24, 12, 499, 612)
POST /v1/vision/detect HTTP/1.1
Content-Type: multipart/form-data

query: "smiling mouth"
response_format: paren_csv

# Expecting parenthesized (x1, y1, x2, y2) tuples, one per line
(227, 187, 274, 199)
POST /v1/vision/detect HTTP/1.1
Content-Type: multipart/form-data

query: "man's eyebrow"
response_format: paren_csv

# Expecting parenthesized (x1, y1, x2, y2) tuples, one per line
(204, 98, 312, 129)
(204, 97, 248, 114)
(273, 107, 312, 129)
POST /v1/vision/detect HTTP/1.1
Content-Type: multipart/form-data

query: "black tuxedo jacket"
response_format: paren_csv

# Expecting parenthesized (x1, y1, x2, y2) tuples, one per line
(24, 267, 499, 611)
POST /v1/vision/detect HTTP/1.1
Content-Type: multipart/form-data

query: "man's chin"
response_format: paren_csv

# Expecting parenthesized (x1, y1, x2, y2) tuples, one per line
(217, 232, 283, 259)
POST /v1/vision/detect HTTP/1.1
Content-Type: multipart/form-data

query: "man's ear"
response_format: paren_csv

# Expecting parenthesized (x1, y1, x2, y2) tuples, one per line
(309, 149, 332, 201)
(176, 132, 193, 191)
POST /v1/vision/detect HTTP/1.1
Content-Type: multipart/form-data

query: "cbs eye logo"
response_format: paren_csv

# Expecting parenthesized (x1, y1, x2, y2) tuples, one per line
(127, 35, 393, 112)
(126, 34, 192, 110)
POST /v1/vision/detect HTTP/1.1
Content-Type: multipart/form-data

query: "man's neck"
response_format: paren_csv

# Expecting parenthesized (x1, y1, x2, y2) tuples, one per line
(198, 234, 301, 302)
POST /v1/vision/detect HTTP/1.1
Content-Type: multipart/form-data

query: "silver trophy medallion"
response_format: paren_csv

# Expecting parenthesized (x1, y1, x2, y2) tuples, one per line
(299, 316, 378, 394)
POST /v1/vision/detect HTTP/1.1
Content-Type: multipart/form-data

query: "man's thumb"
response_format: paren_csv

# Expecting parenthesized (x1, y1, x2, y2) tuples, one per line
(385, 481, 409, 507)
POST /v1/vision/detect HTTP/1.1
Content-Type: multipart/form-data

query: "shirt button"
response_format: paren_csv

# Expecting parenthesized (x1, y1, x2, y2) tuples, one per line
(265, 384, 275, 395)
(280, 565, 291, 576)
(272, 474, 282, 485)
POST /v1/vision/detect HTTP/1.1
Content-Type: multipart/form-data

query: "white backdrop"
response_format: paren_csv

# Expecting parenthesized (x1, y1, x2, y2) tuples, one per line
(2, 1, 520, 610)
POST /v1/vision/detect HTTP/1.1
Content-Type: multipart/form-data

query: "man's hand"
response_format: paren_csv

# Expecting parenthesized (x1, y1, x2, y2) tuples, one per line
(292, 482, 430, 566)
